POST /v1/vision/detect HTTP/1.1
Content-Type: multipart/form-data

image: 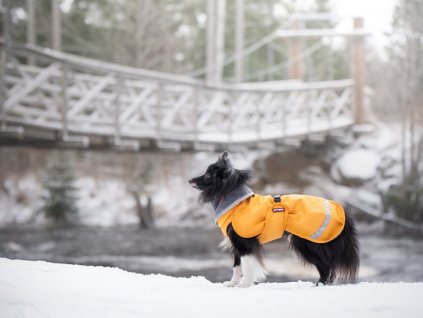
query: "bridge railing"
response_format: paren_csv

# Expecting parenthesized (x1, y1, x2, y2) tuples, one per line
(1, 42, 354, 149)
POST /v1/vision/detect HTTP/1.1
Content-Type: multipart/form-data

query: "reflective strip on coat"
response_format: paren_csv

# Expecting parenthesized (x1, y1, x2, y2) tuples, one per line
(216, 194, 345, 244)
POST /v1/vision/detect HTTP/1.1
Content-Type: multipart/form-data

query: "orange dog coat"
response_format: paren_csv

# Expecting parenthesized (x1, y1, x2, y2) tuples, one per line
(216, 194, 345, 244)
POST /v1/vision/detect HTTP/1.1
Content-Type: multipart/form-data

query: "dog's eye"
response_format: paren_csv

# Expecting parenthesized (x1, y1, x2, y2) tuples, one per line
(204, 173, 211, 180)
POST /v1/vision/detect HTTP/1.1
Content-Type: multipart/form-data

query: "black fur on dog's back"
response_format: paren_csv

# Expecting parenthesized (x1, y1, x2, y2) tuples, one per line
(290, 213, 360, 284)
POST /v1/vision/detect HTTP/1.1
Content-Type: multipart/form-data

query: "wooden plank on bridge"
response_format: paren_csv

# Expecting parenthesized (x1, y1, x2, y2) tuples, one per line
(4, 63, 59, 111)
(67, 74, 114, 118)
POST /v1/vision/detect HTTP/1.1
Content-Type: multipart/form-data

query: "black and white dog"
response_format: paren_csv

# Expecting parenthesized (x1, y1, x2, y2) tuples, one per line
(189, 152, 359, 288)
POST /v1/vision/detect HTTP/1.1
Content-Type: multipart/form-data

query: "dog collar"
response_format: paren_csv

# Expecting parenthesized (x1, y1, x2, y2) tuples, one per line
(212, 184, 254, 222)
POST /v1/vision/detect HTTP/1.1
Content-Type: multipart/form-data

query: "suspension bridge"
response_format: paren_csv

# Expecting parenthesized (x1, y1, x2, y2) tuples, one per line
(0, 14, 369, 151)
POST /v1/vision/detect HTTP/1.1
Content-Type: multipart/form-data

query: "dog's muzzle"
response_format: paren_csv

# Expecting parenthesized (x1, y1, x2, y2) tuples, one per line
(189, 179, 199, 189)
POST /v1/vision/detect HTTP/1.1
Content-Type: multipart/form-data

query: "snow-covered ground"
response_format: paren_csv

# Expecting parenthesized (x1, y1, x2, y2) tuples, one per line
(0, 258, 422, 318)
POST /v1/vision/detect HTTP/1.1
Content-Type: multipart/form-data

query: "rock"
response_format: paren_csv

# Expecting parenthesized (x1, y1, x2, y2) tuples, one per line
(332, 149, 380, 186)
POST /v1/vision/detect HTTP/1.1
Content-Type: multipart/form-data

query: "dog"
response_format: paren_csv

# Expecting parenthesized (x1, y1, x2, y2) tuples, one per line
(189, 152, 359, 288)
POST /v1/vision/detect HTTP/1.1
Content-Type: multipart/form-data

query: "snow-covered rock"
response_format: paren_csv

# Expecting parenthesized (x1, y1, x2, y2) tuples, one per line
(0, 176, 43, 225)
(332, 149, 380, 185)
(1, 258, 422, 318)
(358, 124, 399, 152)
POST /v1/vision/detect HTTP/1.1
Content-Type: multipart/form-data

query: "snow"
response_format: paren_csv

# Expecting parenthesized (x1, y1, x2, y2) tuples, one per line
(334, 148, 380, 182)
(0, 176, 43, 225)
(1, 258, 422, 318)
(76, 177, 138, 226)
(358, 124, 398, 152)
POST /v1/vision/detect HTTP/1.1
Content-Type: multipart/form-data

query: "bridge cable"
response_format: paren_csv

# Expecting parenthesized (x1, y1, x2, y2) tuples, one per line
(186, 21, 291, 78)
(242, 39, 325, 81)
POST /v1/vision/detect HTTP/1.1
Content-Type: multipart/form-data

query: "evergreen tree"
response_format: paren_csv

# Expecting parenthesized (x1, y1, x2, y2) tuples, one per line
(5, 0, 350, 80)
(40, 158, 78, 224)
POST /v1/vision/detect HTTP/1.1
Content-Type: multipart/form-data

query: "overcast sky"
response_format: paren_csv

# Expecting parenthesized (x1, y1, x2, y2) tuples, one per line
(332, 0, 398, 54)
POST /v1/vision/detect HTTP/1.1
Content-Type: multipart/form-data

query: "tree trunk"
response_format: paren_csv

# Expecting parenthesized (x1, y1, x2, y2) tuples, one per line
(214, 0, 226, 83)
(131, 191, 154, 229)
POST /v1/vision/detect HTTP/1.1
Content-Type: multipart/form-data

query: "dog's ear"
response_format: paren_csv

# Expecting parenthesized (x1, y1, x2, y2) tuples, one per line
(218, 151, 231, 167)
(219, 151, 229, 161)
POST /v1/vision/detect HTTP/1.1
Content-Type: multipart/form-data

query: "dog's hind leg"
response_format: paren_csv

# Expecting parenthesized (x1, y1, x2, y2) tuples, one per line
(290, 214, 360, 285)
(226, 223, 266, 288)
(315, 263, 331, 286)
(289, 235, 331, 285)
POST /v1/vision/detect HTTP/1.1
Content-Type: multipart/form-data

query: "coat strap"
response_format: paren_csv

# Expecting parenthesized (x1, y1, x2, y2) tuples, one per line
(272, 195, 281, 203)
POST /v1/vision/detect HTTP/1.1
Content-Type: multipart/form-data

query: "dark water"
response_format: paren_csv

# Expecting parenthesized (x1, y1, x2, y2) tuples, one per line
(1, 225, 422, 283)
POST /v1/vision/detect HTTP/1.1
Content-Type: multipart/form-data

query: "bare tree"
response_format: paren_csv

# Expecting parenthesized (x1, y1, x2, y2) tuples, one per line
(127, 157, 156, 229)
(384, 0, 423, 222)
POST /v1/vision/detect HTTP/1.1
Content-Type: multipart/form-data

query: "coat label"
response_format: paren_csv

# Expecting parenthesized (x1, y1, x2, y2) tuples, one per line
(272, 207, 285, 213)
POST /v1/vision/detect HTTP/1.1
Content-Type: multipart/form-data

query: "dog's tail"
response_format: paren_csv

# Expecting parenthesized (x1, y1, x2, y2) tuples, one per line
(290, 213, 360, 284)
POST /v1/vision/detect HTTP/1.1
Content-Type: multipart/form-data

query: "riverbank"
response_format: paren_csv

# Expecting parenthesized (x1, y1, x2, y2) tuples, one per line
(1, 225, 422, 283)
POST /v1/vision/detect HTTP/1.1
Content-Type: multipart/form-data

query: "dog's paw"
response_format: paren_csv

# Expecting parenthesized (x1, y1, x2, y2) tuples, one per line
(224, 265, 242, 287)
(223, 281, 238, 287)
(236, 279, 253, 288)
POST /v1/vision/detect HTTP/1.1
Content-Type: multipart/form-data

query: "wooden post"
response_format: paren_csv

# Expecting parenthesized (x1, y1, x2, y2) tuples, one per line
(214, 0, 226, 83)
(192, 86, 199, 145)
(267, 44, 274, 81)
(60, 62, 69, 139)
(114, 75, 122, 144)
(281, 93, 287, 137)
(156, 82, 162, 142)
(353, 17, 365, 125)
(288, 20, 304, 80)
(205, 0, 227, 83)
(227, 90, 233, 145)
(234, 0, 244, 83)
(27, 0, 36, 65)
(327, 37, 334, 80)
(0, 43, 5, 129)
(135, 0, 151, 68)
(206, 0, 215, 84)
(0, 0, 11, 129)
(51, 0, 62, 51)
(306, 90, 314, 135)
(255, 93, 262, 141)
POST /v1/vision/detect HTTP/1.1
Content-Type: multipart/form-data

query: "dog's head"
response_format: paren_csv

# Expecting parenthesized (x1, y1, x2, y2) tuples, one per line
(189, 152, 251, 203)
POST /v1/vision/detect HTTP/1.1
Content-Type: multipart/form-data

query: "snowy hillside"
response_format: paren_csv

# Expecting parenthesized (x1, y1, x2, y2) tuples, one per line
(0, 258, 422, 318)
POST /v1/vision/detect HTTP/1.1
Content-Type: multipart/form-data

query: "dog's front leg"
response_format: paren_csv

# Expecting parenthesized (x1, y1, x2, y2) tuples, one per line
(237, 254, 266, 288)
(224, 254, 242, 287)
(226, 224, 266, 288)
